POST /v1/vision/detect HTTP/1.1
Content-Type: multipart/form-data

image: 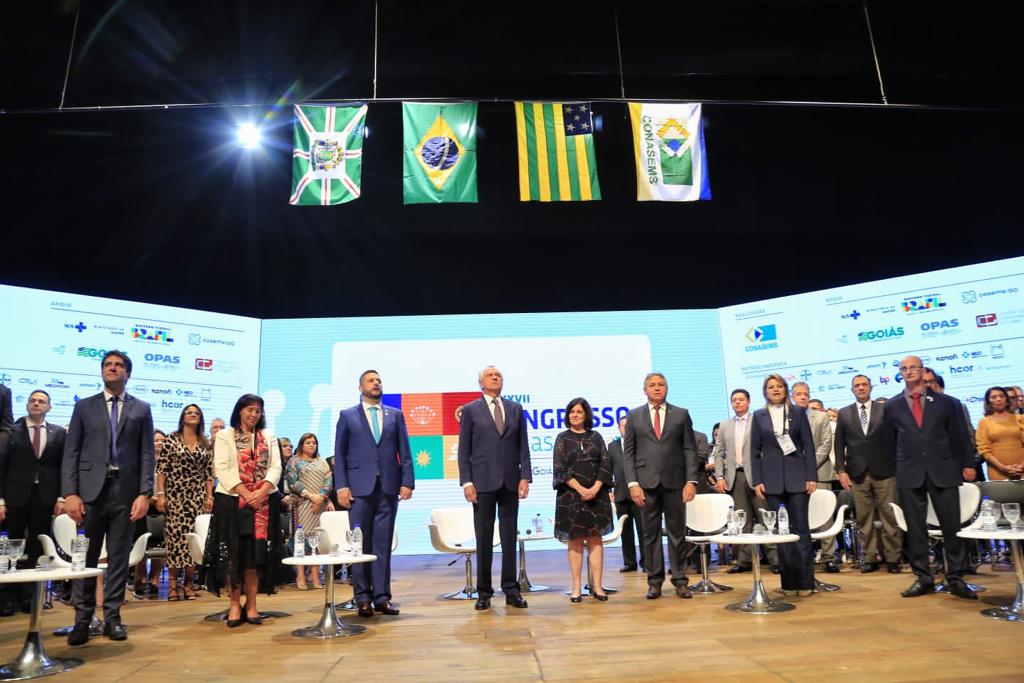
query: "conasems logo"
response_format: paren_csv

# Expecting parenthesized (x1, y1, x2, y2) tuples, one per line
(745, 324, 778, 352)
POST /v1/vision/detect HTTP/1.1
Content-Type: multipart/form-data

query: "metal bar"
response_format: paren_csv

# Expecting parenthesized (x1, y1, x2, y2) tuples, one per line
(613, 7, 626, 99)
(58, 1, 83, 109)
(863, 0, 889, 105)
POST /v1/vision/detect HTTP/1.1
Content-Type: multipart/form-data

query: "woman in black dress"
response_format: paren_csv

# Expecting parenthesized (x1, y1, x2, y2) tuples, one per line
(553, 397, 613, 602)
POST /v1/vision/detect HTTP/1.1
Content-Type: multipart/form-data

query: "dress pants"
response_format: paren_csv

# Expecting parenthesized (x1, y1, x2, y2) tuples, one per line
(616, 498, 645, 570)
(473, 486, 519, 598)
(73, 475, 134, 624)
(851, 472, 901, 563)
(3, 486, 52, 566)
(727, 473, 778, 566)
(765, 491, 814, 590)
(900, 478, 968, 584)
(349, 478, 399, 605)
(639, 485, 688, 588)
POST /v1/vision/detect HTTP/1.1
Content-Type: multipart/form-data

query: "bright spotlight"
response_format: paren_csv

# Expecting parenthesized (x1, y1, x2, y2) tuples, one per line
(237, 122, 262, 149)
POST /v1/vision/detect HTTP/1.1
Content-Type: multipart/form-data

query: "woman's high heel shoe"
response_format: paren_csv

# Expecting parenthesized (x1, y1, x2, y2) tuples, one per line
(593, 593, 609, 602)
(569, 594, 582, 603)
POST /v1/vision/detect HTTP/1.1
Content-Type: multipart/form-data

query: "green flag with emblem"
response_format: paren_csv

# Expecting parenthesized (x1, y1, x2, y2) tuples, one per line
(403, 102, 478, 204)
(289, 104, 367, 206)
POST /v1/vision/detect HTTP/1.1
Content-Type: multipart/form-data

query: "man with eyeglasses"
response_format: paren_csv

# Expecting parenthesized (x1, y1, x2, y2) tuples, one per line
(883, 356, 977, 599)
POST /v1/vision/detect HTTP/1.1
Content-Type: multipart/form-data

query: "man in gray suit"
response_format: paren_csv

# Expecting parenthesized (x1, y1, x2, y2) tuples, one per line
(624, 372, 700, 599)
(608, 416, 644, 572)
(792, 381, 838, 573)
(62, 350, 155, 645)
(713, 389, 778, 572)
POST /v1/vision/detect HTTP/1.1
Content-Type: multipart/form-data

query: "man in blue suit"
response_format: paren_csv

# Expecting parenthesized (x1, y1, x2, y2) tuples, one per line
(457, 366, 532, 611)
(334, 369, 414, 617)
(883, 355, 976, 600)
(61, 350, 154, 645)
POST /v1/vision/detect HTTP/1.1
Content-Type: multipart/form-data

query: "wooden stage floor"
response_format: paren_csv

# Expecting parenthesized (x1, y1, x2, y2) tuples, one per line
(1, 550, 1021, 682)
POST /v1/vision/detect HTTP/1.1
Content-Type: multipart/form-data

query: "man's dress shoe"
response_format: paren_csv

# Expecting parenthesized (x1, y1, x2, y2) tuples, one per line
(474, 596, 491, 610)
(505, 593, 528, 609)
(67, 621, 91, 646)
(901, 580, 935, 598)
(357, 601, 376, 618)
(374, 601, 401, 615)
(645, 586, 662, 600)
(102, 616, 127, 641)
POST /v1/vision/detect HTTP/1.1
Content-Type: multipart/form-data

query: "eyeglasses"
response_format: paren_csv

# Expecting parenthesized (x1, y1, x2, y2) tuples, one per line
(898, 364, 922, 372)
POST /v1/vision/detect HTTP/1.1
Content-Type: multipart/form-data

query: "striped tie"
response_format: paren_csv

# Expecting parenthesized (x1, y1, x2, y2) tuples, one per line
(860, 404, 868, 435)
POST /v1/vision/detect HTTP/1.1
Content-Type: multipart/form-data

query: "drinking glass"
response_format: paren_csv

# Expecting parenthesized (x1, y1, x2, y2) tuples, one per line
(8, 539, 25, 571)
(735, 509, 747, 534)
(307, 529, 320, 556)
(760, 509, 777, 534)
(1002, 503, 1021, 530)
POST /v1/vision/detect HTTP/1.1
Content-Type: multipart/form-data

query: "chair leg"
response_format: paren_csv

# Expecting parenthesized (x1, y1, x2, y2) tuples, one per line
(440, 553, 478, 600)
(690, 543, 733, 594)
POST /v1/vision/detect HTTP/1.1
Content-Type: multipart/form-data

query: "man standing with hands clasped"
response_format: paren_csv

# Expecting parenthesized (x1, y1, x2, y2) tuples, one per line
(457, 366, 532, 611)
(883, 355, 977, 599)
(61, 350, 155, 645)
(624, 372, 700, 599)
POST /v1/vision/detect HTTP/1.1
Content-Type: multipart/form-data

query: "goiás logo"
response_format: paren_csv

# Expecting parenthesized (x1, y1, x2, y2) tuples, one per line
(744, 324, 778, 352)
(77, 346, 107, 359)
(857, 326, 904, 342)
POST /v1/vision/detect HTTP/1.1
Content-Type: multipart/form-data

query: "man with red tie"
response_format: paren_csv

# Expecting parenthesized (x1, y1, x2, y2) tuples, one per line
(883, 355, 976, 599)
(623, 372, 700, 599)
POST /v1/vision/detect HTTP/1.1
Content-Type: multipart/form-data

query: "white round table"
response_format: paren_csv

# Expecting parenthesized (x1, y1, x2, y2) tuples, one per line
(283, 554, 376, 639)
(957, 528, 1024, 623)
(0, 567, 103, 680)
(516, 532, 553, 593)
(709, 533, 801, 614)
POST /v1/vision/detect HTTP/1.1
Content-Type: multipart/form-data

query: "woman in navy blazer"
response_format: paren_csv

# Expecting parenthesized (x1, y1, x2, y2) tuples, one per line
(750, 373, 818, 594)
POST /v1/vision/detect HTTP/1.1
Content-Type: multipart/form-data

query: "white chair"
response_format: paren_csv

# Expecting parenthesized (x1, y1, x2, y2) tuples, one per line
(557, 509, 629, 596)
(428, 507, 498, 600)
(185, 513, 212, 565)
(37, 535, 72, 570)
(927, 483, 985, 593)
(809, 489, 849, 592)
(685, 493, 734, 594)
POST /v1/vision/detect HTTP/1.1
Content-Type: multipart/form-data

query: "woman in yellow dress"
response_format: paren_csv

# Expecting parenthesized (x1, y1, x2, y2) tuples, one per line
(976, 386, 1024, 480)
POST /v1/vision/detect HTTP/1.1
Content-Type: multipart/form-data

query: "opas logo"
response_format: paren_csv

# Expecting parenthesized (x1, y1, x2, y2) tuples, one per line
(976, 313, 998, 327)
(195, 358, 214, 371)
(857, 326, 904, 342)
(901, 295, 946, 314)
(77, 346, 107, 359)
(920, 318, 961, 338)
(744, 324, 778, 352)
(143, 353, 180, 364)
(841, 310, 861, 320)
(64, 322, 87, 333)
(131, 325, 174, 344)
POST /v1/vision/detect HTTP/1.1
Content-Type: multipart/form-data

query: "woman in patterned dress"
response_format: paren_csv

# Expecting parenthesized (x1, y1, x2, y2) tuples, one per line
(285, 433, 334, 590)
(156, 404, 213, 600)
(553, 397, 613, 603)
(203, 394, 283, 627)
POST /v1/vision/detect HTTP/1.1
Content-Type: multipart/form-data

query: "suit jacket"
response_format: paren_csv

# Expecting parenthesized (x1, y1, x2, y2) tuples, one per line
(807, 409, 835, 481)
(882, 388, 974, 489)
(457, 396, 532, 493)
(623, 403, 700, 490)
(333, 403, 414, 497)
(694, 430, 710, 465)
(608, 437, 629, 503)
(713, 415, 754, 490)
(213, 427, 282, 496)
(749, 404, 817, 495)
(834, 399, 893, 480)
(0, 384, 13, 452)
(0, 418, 66, 507)
(61, 392, 155, 504)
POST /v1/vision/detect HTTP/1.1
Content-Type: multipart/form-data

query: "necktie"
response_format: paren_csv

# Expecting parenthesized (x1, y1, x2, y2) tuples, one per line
(369, 406, 381, 443)
(653, 405, 662, 440)
(110, 396, 120, 468)
(860, 404, 868, 435)
(492, 399, 505, 434)
(911, 394, 923, 428)
(735, 417, 744, 466)
(32, 425, 41, 458)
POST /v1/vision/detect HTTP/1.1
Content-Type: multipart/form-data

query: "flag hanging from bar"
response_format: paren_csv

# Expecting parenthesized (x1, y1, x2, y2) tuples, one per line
(289, 104, 367, 206)
(628, 102, 711, 202)
(514, 101, 601, 202)
(403, 102, 478, 204)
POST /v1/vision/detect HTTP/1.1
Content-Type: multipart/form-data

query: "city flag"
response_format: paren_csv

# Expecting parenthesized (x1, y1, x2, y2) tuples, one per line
(628, 102, 711, 202)
(403, 102, 478, 204)
(289, 104, 367, 206)
(514, 101, 601, 202)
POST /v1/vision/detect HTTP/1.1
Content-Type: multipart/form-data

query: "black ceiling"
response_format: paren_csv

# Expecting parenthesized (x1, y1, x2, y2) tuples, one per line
(1, 1, 1021, 319)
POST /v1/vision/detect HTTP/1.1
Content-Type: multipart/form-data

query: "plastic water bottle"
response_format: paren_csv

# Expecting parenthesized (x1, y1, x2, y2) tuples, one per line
(71, 530, 88, 571)
(777, 505, 790, 536)
(0, 532, 9, 574)
(293, 524, 305, 558)
(726, 506, 738, 535)
(351, 524, 363, 555)
(533, 513, 544, 533)
(981, 497, 998, 531)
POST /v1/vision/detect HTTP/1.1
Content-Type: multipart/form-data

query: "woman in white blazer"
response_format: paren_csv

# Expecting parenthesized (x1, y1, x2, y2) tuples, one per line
(203, 394, 282, 627)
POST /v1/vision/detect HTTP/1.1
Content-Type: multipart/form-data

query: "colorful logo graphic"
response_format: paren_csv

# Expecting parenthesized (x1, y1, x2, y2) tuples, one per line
(382, 392, 480, 480)
(901, 296, 946, 313)
(131, 325, 174, 343)
(195, 358, 214, 370)
(976, 313, 998, 327)
(744, 324, 779, 352)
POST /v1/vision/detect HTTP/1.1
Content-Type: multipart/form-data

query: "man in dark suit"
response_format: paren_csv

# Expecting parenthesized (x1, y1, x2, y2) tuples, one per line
(624, 372, 700, 599)
(62, 350, 155, 644)
(834, 375, 901, 573)
(0, 383, 13, 452)
(457, 365, 531, 610)
(0, 390, 66, 614)
(608, 415, 644, 572)
(334, 369, 414, 617)
(883, 355, 976, 599)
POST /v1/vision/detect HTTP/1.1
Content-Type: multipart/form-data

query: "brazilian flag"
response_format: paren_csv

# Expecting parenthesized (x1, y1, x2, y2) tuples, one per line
(403, 102, 478, 204)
